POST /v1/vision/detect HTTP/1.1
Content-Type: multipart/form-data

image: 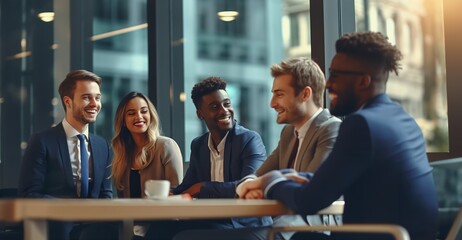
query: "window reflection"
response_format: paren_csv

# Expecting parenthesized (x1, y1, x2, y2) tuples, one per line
(355, 0, 448, 152)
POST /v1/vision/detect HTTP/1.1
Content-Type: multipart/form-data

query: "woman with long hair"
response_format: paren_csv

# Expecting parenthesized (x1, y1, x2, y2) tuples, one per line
(112, 91, 183, 198)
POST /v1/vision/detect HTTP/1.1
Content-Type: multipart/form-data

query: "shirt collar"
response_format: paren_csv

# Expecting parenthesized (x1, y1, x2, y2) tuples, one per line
(207, 131, 229, 155)
(62, 118, 89, 139)
(296, 107, 322, 139)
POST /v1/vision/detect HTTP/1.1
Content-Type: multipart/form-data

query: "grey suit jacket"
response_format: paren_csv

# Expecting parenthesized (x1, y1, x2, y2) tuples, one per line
(257, 109, 341, 175)
(256, 109, 341, 239)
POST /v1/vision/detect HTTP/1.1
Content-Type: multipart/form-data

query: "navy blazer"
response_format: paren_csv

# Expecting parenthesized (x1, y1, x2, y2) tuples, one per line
(267, 94, 438, 240)
(18, 123, 112, 199)
(175, 122, 272, 228)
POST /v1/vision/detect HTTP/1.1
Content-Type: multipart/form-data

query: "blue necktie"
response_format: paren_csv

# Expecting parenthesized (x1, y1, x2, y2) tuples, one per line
(77, 134, 89, 198)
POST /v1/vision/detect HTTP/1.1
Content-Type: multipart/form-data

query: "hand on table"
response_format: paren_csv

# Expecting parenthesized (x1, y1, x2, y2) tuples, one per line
(243, 189, 264, 199)
(236, 170, 309, 199)
(182, 182, 204, 198)
(236, 178, 263, 199)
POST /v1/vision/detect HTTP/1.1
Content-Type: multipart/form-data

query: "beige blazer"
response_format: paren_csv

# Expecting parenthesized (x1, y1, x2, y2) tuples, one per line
(257, 109, 341, 175)
(256, 109, 342, 239)
(119, 136, 183, 198)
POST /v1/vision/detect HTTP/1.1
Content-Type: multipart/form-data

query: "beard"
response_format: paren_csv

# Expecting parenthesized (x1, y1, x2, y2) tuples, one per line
(74, 111, 97, 124)
(330, 90, 359, 117)
(72, 104, 98, 124)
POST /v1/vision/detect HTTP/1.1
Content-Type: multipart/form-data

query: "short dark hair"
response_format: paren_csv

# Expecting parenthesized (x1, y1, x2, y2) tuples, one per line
(191, 76, 227, 109)
(336, 31, 403, 75)
(58, 70, 102, 111)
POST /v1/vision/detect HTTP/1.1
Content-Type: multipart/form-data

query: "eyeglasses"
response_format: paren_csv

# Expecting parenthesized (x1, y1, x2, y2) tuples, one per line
(328, 68, 367, 78)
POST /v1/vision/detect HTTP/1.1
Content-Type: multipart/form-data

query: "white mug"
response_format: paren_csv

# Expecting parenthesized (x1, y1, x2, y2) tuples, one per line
(144, 180, 170, 199)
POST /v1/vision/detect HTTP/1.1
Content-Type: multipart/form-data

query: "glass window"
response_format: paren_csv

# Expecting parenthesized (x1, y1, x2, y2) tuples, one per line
(355, 0, 448, 152)
(0, 0, 149, 187)
(92, 0, 148, 140)
(183, 0, 310, 160)
(0, 0, 56, 187)
(2, 0, 460, 190)
(289, 13, 300, 47)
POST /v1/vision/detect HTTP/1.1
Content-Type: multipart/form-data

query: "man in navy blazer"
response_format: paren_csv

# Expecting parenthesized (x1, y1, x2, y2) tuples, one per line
(18, 70, 114, 240)
(146, 77, 271, 240)
(237, 32, 438, 240)
(174, 121, 267, 201)
(19, 123, 112, 199)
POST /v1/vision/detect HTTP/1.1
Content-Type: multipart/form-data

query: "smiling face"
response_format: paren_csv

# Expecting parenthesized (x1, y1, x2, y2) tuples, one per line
(64, 80, 101, 131)
(197, 89, 234, 137)
(270, 74, 308, 128)
(326, 53, 364, 116)
(124, 97, 151, 137)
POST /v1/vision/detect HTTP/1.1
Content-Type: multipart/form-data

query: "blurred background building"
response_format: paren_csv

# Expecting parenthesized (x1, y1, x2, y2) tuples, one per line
(0, 0, 451, 193)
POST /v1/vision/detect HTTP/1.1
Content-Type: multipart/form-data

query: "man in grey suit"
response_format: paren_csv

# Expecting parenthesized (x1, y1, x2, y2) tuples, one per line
(173, 57, 341, 240)
(240, 57, 342, 240)
(257, 57, 341, 174)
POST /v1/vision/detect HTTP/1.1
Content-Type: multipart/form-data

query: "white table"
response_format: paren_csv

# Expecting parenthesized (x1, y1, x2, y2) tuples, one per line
(0, 198, 344, 240)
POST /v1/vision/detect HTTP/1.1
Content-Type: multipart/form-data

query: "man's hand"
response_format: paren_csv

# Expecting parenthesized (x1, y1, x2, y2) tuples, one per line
(243, 189, 264, 199)
(182, 182, 204, 198)
(283, 172, 309, 184)
(236, 178, 263, 198)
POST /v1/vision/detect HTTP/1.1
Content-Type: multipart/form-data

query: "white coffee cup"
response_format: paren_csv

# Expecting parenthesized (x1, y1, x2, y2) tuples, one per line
(144, 180, 170, 199)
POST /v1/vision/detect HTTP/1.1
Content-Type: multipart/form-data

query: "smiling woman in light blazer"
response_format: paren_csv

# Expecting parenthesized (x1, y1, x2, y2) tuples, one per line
(111, 91, 183, 199)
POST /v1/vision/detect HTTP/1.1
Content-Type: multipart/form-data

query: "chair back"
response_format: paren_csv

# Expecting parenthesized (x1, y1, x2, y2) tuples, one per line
(446, 208, 462, 240)
(268, 224, 410, 240)
(431, 158, 462, 238)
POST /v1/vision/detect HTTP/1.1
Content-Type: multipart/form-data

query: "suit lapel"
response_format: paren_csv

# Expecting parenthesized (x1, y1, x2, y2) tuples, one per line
(89, 134, 101, 196)
(201, 136, 212, 181)
(281, 125, 296, 169)
(56, 124, 75, 189)
(223, 131, 233, 181)
(295, 109, 330, 170)
(223, 123, 238, 181)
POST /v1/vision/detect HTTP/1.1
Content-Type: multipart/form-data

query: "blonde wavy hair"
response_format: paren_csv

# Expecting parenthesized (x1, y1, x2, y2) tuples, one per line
(111, 92, 161, 191)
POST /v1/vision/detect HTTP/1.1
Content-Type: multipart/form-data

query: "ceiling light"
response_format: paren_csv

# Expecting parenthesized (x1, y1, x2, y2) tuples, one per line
(38, 12, 55, 22)
(217, 11, 239, 22)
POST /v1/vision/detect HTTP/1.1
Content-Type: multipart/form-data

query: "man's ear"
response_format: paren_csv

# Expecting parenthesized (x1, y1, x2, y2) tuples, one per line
(358, 75, 372, 90)
(196, 110, 203, 120)
(63, 96, 72, 109)
(300, 86, 312, 101)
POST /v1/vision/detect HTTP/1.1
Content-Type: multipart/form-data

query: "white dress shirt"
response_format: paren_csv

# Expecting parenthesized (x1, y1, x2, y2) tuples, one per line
(62, 118, 90, 196)
(208, 132, 229, 182)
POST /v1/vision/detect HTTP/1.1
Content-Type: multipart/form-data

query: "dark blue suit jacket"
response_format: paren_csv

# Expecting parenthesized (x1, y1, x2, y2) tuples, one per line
(175, 122, 272, 228)
(267, 94, 438, 240)
(18, 123, 112, 199)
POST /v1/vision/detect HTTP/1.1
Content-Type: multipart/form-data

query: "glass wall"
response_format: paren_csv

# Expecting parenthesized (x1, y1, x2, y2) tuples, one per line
(0, 0, 56, 188)
(92, 0, 148, 140)
(2, 0, 462, 189)
(355, 0, 448, 152)
(183, 0, 310, 160)
(0, 0, 149, 188)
